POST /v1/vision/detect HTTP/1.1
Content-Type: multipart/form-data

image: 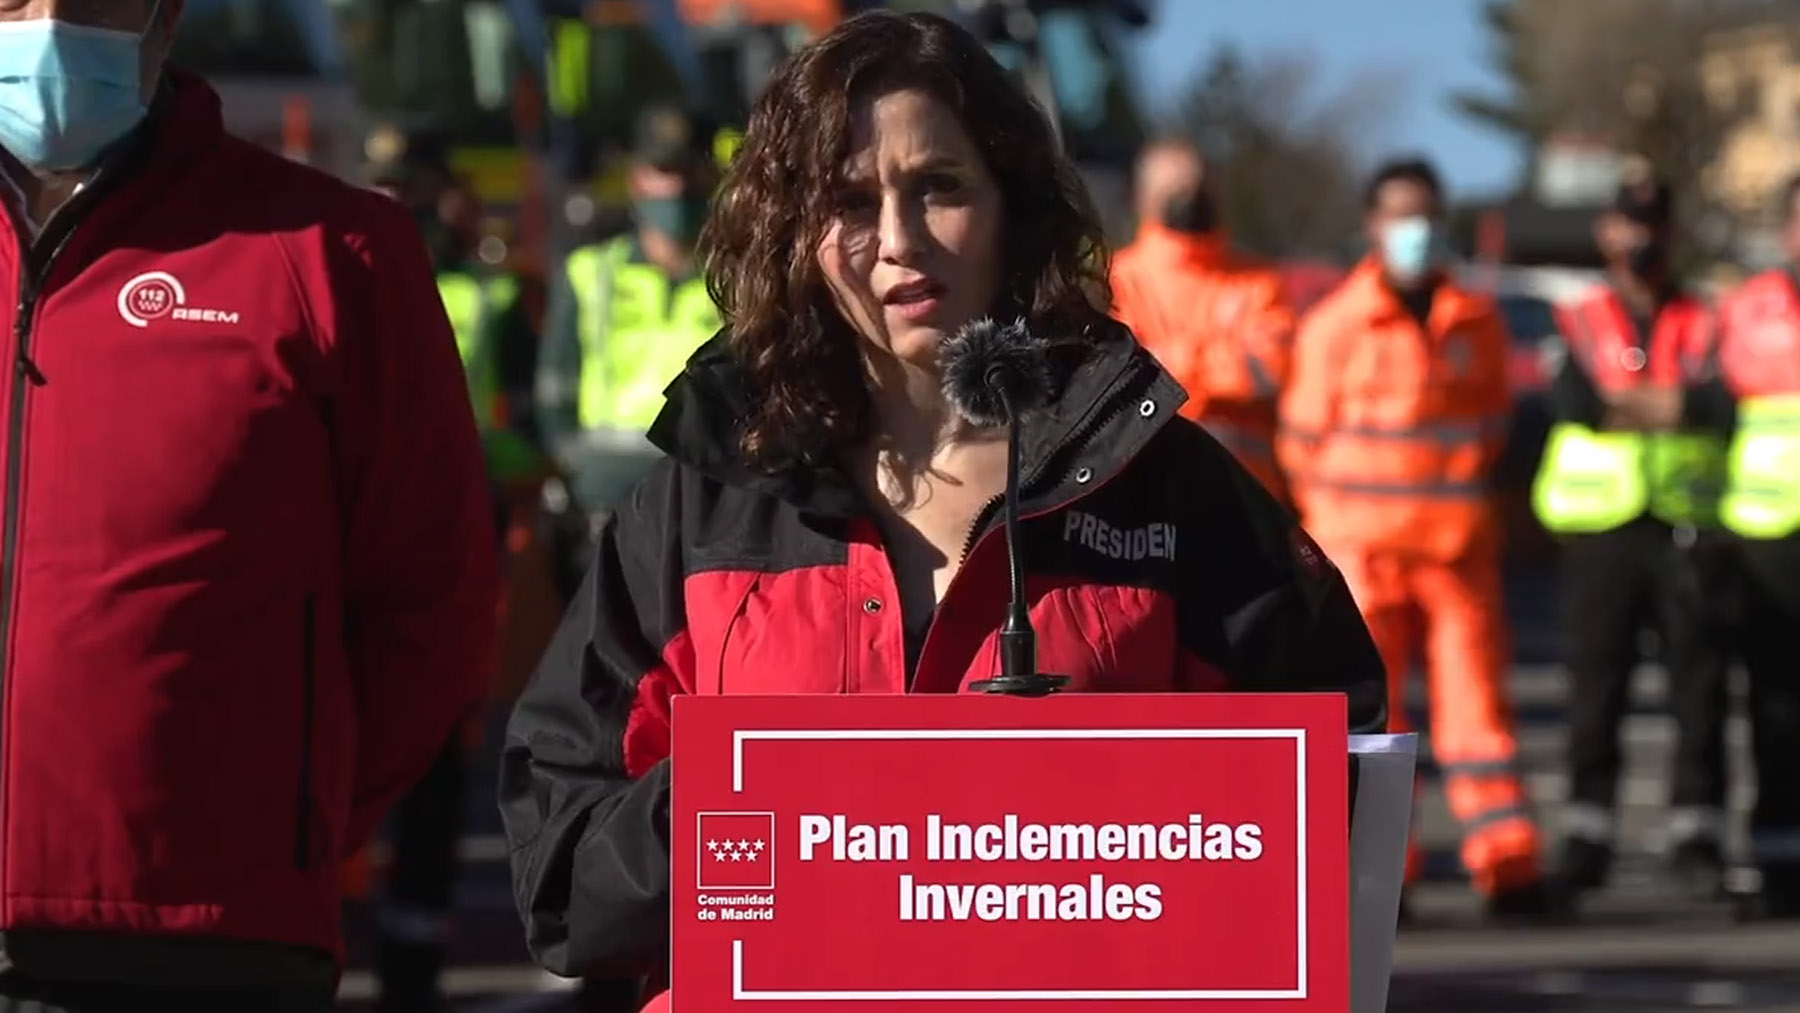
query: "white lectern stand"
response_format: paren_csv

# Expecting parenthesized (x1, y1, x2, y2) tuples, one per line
(1349, 733, 1419, 1013)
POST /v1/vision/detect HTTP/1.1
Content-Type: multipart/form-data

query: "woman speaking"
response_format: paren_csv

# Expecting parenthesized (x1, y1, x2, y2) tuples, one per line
(499, 9, 1387, 998)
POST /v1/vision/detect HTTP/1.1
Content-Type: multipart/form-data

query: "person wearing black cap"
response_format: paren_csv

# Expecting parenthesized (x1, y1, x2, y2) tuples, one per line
(536, 104, 724, 523)
(1530, 172, 1737, 907)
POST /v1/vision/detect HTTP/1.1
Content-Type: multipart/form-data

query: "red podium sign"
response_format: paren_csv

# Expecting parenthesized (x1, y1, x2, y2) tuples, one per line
(671, 693, 1348, 1011)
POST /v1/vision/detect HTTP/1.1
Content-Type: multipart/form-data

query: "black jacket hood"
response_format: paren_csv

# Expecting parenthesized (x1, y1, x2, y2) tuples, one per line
(645, 320, 1190, 518)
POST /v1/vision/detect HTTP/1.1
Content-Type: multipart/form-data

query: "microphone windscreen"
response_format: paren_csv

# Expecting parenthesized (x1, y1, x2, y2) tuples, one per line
(939, 317, 1052, 428)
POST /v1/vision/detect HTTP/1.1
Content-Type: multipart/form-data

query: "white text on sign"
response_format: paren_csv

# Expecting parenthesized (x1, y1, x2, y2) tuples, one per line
(796, 813, 1265, 923)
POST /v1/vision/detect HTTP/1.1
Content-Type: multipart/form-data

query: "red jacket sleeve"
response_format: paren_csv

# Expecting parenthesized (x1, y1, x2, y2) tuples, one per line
(332, 195, 500, 849)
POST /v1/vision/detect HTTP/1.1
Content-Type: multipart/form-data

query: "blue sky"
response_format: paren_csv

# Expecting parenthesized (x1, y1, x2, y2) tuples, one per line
(1123, 0, 1526, 200)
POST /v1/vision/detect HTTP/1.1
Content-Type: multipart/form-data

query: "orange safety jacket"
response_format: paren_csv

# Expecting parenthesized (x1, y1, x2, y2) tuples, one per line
(1277, 259, 1512, 560)
(1112, 223, 1295, 496)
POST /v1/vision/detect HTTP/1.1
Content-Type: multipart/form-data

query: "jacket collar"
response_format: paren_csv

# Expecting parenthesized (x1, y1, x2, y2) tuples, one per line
(1599, 279, 1693, 318)
(1344, 256, 1490, 331)
(142, 70, 226, 168)
(1126, 221, 1231, 269)
(648, 321, 1188, 518)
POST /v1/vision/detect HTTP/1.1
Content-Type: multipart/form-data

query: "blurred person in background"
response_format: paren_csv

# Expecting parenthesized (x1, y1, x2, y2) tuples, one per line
(419, 169, 547, 487)
(0, 0, 497, 1009)
(1280, 157, 1552, 921)
(1712, 173, 1800, 920)
(1531, 175, 1736, 905)
(536, 104, 723, 523)
(362, 153, 549, 1012)
(1111, 137, 1295, 500)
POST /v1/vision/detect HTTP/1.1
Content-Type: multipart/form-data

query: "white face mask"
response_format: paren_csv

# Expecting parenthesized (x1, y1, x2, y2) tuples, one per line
(1379, 216, 1441, 285)
(0, 0, 161, 171)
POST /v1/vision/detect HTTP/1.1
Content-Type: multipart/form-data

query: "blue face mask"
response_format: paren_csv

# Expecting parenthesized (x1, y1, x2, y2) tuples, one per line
(1379, 215, 1443, 286)
(633, 191, 710, 246)
(0, 9, 155, 172)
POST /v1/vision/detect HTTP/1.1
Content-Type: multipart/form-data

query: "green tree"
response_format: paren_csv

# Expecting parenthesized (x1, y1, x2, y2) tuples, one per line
(1451, 0, 1768, 261)
(1449, 0, 1537, 174)
(1168, 44, 1400, 259)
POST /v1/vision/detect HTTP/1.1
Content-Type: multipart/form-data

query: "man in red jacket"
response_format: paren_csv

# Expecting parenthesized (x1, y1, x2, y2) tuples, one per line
(0, 2, 497, 1010)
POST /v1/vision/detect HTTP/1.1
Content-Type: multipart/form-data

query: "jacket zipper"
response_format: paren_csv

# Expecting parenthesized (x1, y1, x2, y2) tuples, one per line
(0, 193, 114, 905)
(916, 367, 1154, 684)
(956, 377, 1143, 564)
(295, 593, 317, 870)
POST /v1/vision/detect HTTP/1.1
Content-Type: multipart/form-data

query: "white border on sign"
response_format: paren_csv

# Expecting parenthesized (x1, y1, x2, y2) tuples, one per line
(726, 727, 1307, 1001)
(695, 810, 778, 892)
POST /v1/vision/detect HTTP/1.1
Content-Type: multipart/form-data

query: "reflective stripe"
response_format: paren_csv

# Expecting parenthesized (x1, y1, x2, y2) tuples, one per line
(1335, 415, 1506, 444)
(1288, 415, 1500, 506)
(1302, 477, 1486, 498)
(1462, 802, 1533, 834)
(1665, 806, 1724, 844)
(1439, 758, 1520, 779)
(376, 902, 453, 945)
(1722, 394, 1800, 539)
(1283, 414, 1506, 446)
(1245, 352, 1277, 397)
(1201, 420, 1274, 460)
(1561, 801, 1615, 843)
(1752, 830, 1800, 863)
(1734, 415, 1800, 433)
(1277, 426, 1322, 450)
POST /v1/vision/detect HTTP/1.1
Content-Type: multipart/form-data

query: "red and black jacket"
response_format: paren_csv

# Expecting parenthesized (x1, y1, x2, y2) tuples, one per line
(499, 327, 1387, 979)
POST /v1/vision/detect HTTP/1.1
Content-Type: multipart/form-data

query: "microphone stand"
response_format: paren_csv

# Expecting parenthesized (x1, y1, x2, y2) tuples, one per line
(970, 384, 1070, 697)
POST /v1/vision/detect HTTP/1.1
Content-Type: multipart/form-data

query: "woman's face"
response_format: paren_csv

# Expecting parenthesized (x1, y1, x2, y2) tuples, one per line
(816, 87, 1003, 371)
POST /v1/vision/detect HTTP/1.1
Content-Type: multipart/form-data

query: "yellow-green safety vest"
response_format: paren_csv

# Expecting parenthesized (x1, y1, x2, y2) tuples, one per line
(565, 237, 720, 433)
(438, 271, 517, 432)
(1720, 394, 1800, 539)
(1532, 422, 1729, 534)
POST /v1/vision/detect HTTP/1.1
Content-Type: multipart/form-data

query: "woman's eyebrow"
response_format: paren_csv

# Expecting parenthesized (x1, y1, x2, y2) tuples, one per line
(845, 155, 969, 182)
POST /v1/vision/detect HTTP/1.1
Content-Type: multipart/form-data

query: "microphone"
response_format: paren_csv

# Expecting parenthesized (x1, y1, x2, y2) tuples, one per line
(940, 317, 1069, 697)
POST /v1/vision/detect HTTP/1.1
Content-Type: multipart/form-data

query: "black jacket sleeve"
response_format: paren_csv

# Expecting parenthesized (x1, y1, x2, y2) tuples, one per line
(498, 460, 688, 979)
(1169, 422, 1389, 734)
(1243, 554, 1391, 736)
(1546, 344, 1607, 428)
(1680, 379, 1737, 433)
(1679, 315, 1737, 433)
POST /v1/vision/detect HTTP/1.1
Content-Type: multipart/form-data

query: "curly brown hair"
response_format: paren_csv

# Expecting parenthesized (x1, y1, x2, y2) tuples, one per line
(698, 9, 1114, 469)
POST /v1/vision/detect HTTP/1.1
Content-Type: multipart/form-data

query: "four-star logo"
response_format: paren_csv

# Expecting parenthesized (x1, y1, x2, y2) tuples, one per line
(695, 811, 776, 891)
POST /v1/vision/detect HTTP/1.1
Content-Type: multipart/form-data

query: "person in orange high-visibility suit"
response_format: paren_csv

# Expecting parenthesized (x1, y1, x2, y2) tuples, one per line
(1279, 157, 1555, 921)
(1113, 137, 1295, 500)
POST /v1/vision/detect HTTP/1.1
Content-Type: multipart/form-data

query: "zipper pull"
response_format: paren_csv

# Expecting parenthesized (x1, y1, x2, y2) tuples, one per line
(16, 354, 44, 386)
